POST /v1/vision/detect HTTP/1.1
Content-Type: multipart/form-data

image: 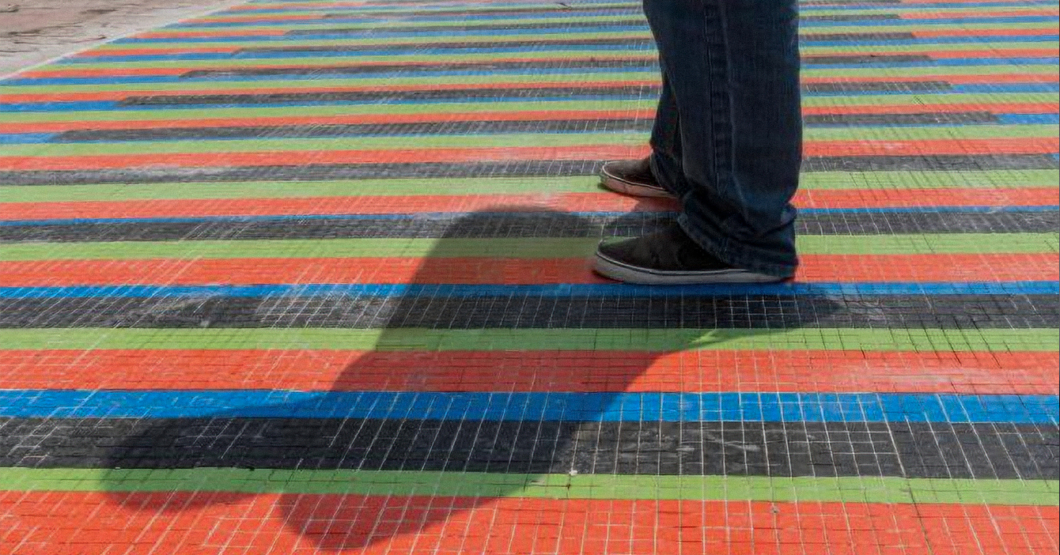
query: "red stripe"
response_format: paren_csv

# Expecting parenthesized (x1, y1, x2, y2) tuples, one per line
(3, 103, 1054, 134)
(2, 189, 1056, 221)
(228, 0, 1047, 8)
(228, 2, 371, 9)
(0, 110, 657, 133)
(194, 8, 1060, 23)
(2, 492, 1056, 555)
(21, 48, 1053, 78)
(913, 27, 1059, 36)
(8, 74, 1056, 103)
(902, 8, 1059, 18)
(2, 349, 1054, 394)
(926, 48, 1057, 59)
(198, 13, 332, 22)
(1, 254, 1056, 285)
(75, 46, 244, 56)
(903, 0, 1052, 3)
(136, 29, 287, 38)
(4, 139, 1058, 171)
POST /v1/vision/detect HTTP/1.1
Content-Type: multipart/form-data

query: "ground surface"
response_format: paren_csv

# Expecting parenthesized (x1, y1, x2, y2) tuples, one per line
(0, 0, 1058, 554)
(0, 0, 247, 76)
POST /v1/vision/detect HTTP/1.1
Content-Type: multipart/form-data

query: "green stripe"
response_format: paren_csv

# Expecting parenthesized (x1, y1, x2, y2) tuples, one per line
(4, 94, 1054, 123)
(57, 40, 1060, 68)
(0, 468, 1056, 505)
(0, 328, 1054, 352)
(2, 234, 1055, 261)
(152, 15, 1059, 33)
(195, 5, 1055, 19)
(7, 64, 1056, 94)
(148, 22, 1057, 35)
(34, 42, 1056, 70)
(210, 1, 637, 16)
(89, 30, 1060, 51)
(2, 172, 1056, 203)
(5, 126, 1054, 157)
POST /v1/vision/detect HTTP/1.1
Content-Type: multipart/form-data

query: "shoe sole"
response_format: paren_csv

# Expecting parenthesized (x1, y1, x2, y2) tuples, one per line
(600, 170, 675, 199)
(593, 251, 784, 285)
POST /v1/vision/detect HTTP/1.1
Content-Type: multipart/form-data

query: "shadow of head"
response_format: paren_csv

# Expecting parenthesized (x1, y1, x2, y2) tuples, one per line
(101, 205, 838, 551)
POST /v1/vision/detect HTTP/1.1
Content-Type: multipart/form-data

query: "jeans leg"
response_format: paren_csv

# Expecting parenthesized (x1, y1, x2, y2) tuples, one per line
(642, 0, 802, 277)
(648, 73, 687, 199)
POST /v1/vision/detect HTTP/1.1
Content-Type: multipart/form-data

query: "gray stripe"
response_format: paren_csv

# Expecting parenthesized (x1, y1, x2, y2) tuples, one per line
(2, 418, 1055, 480)
(1, 210, 1054, 243)
(0, 294, 1054, 330)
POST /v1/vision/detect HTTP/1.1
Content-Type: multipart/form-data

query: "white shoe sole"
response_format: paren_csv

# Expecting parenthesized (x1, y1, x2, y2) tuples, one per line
(593, 251, 783, 285)
(600, 171, 675, 199)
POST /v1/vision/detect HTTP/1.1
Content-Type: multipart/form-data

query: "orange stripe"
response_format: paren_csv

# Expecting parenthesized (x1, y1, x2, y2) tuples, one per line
(2, 492, 1055, 555)
(903, 8, 1059, 18)
(136, 29, 287, 37)
(926, 48, 1057, 58)
(913, 27, 1058, 36)
(2, 189, 1056, 221)
(198, 8, 1060, 22)
(0, 110, 657, 133)
(1, 254, 1056, 285)
(199, 13, 331, 22)
(5, 103, 1055, 133)
(2, 349, 1054, 394)
(3, 139, 1058, 171)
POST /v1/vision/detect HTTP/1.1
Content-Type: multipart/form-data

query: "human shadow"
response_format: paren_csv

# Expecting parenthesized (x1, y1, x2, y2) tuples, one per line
(99, 205, 838, 551)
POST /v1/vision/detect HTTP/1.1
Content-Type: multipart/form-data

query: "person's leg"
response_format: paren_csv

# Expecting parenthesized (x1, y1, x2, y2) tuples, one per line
(596, 0, 803, 282)
(647, 72, 687, 199)
(599, 74, 682, 198)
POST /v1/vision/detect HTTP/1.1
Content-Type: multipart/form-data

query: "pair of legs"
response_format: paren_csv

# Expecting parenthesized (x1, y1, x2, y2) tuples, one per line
(595, 0, 803, 284)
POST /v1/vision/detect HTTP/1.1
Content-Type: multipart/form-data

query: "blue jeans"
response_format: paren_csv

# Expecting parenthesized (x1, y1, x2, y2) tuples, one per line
(644, 0, 802, 278)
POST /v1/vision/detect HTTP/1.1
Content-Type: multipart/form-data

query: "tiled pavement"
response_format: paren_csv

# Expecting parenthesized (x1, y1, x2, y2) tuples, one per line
(0, 0, 1058, 553)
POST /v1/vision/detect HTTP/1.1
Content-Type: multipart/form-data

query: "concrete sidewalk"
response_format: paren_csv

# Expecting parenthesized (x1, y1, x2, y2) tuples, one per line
(0, 0, 247, 75)
(0, 0, 1058, 554)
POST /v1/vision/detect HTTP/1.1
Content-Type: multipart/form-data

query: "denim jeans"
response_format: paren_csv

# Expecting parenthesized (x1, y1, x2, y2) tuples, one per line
(643, 0, 802, 278)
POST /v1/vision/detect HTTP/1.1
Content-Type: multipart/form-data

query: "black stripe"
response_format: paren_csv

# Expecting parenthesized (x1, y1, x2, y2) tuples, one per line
(2, 210, 1054, 243)
(2, 156, 1055, 186)
(180, 54, 931, 79)
(117, 82, 951, 107)
(236, 32, 914, 54)
(52, 112, 996, 143)
(1, 294, 1054, 329)
(2, 418, 1055, 479)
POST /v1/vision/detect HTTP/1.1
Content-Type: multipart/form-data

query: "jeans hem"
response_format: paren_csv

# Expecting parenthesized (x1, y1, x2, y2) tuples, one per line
(677, 214, 798, 279)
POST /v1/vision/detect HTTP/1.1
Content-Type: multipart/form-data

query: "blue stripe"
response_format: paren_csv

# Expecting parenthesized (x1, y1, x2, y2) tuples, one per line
(1, 207, 1056, 228)
(132, 20, 1060, 40)
(168, 15, 1060, 28)
(0, 282, 1056, 299)
(998, 113, 1060, 125)
(223, 1, 1058, 15)
(110, 31, 1060, 44)
(5, 84, 1058, 113)
(0, 133, 54, 144)
(54, 37, 1060, 62)
(0, 390, 1055, 423)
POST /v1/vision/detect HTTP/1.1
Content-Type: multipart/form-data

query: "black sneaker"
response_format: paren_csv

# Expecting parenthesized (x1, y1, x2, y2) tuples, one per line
(593, 222, 785, 284)
(600, 157, 675, 198)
